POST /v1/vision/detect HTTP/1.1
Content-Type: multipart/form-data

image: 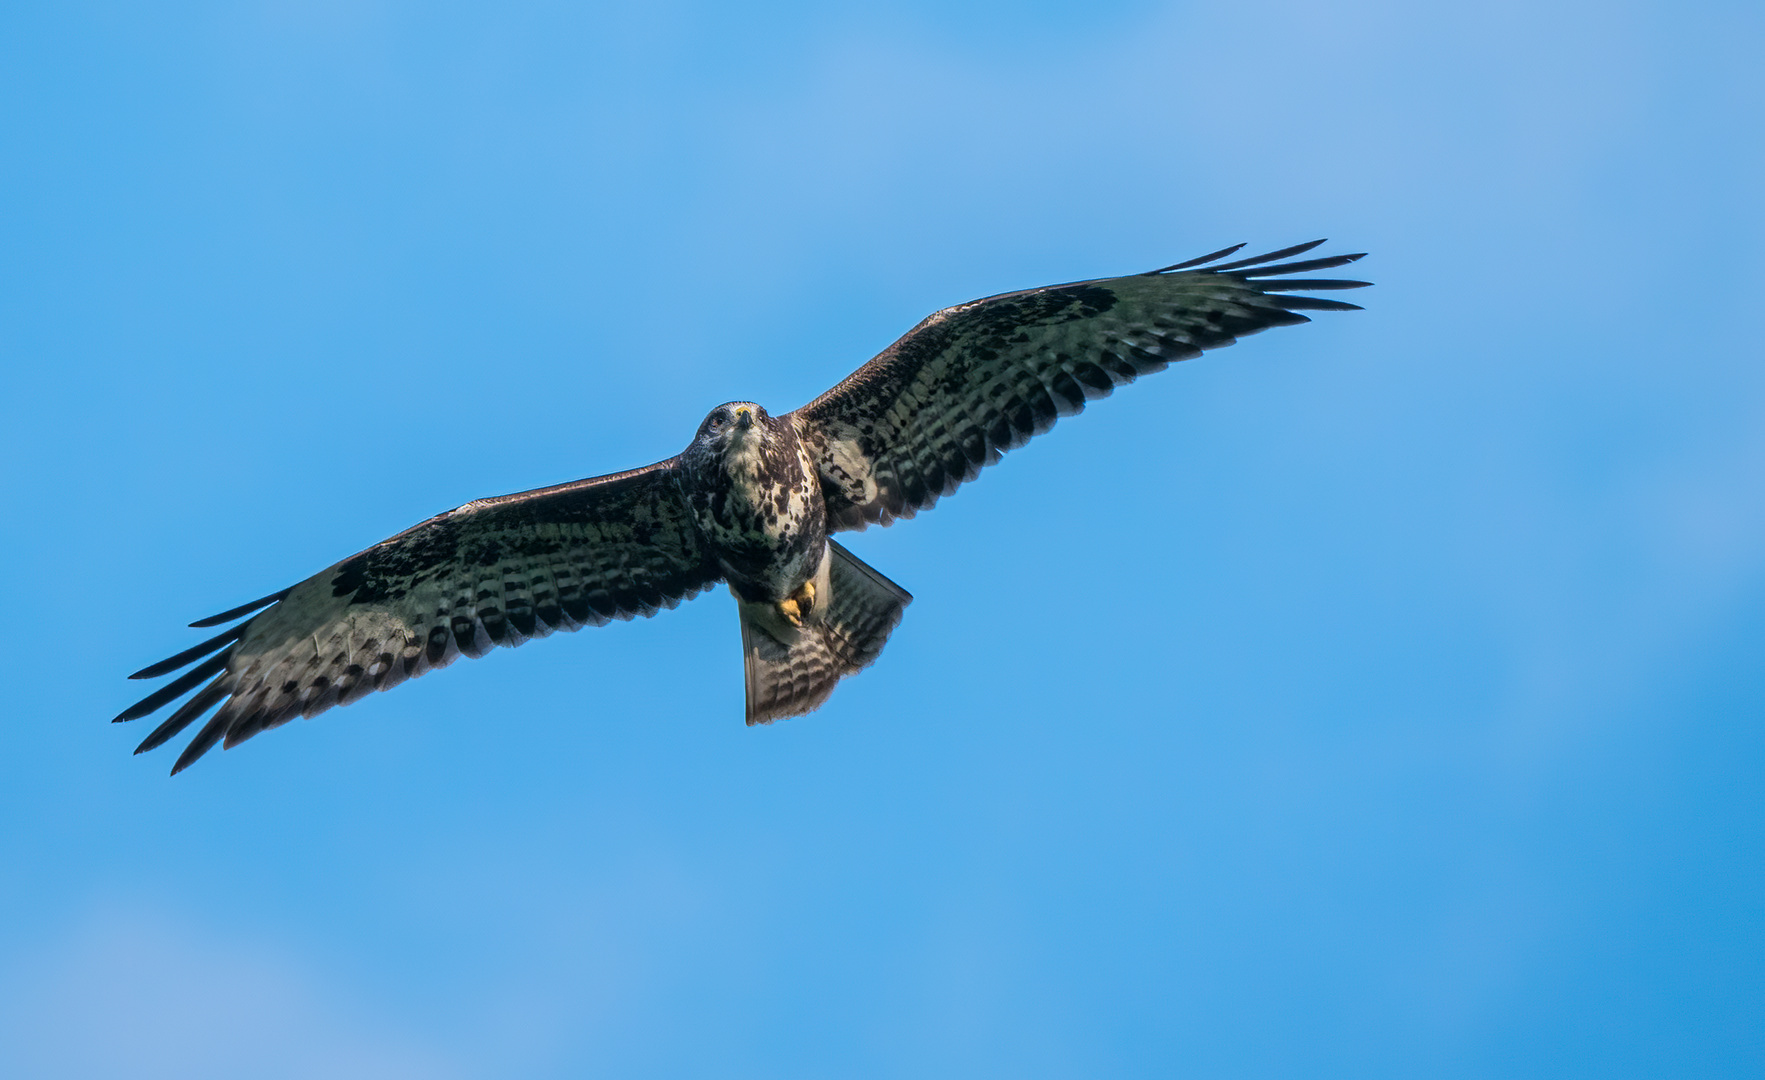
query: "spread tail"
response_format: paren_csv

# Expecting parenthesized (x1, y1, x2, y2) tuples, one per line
(738, 540, 911, 724)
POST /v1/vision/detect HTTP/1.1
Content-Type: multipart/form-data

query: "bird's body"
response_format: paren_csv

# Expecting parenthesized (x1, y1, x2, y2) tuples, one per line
(680, 403, 825, 606)
(117, 240, 1370, 773)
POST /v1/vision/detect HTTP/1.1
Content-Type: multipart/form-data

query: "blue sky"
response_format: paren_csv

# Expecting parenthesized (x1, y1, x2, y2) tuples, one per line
(2, 1, 1762, 1076)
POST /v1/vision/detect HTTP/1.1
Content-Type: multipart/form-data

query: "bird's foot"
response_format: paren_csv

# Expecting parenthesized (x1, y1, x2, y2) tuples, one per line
(775, 580, 817, 628)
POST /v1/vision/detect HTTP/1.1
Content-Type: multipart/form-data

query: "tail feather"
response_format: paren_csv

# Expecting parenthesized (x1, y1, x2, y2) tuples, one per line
(740, 540, 911, 724)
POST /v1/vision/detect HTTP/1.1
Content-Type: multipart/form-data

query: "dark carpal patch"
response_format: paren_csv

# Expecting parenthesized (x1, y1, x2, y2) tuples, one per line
(331, 520, 460, 604)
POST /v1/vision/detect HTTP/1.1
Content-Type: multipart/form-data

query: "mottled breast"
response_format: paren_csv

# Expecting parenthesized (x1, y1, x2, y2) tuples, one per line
(682, 409, 826, 602)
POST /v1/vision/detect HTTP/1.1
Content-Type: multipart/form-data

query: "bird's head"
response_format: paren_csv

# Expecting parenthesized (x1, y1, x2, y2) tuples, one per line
(695, 401, 771, 448)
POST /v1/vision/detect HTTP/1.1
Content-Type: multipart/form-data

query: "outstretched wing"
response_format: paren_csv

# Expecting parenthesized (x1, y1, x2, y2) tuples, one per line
(792, 241, 1369, 530)
(117, 459, 718, 774)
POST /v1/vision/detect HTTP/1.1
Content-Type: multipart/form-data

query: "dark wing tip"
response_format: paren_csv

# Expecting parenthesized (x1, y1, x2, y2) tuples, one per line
(1213, 245, 1369, 313)
(189, 588, 291, 628)
(113, 653, 231, 722)
(1270, 295, 1365, 312)
(128, 624, 248, 680)
(1204, 239, 1330, 273)
(1148, 243, 1248, 274)
(1255, 277, 1374, 292)
(168, 713, 231, 775)
(1236, 253, 1367, 278)
(131, 676, 230, 757)
(1149, 240, 1369, 279)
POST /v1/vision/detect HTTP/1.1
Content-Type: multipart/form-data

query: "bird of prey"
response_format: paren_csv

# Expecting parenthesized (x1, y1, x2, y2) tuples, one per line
(117, 240, 1369, 773)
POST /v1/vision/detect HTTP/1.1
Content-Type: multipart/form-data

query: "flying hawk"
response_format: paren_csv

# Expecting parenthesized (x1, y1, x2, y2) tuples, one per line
(117, 240, 1369, 773)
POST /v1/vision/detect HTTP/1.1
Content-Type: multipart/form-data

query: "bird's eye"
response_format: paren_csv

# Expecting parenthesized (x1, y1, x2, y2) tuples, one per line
(708, 415, 724, 429)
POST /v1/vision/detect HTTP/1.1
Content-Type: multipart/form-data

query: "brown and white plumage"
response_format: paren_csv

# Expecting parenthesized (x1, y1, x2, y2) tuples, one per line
(117, 240, 1368, 773)
(120, 465, 718, 773)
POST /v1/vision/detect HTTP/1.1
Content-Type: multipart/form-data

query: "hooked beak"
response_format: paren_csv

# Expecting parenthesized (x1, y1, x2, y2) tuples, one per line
(734, 406, 754, 430)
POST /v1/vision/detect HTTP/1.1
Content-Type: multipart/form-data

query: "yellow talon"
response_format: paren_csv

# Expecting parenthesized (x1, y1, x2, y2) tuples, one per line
(774, 580, 816, 628)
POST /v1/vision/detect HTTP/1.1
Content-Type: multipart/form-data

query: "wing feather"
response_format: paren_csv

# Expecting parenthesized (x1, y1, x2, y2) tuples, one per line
(118, 458, 719, 773)
(188, 588, 292, 628)
(1204, 239, 1330, 272)
(793, 242, 1369, 529)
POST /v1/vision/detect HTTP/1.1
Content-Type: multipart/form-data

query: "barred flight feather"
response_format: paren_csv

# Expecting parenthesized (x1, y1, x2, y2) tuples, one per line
(118, 461, 720, 773)
(792, 241, 1368, 530)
